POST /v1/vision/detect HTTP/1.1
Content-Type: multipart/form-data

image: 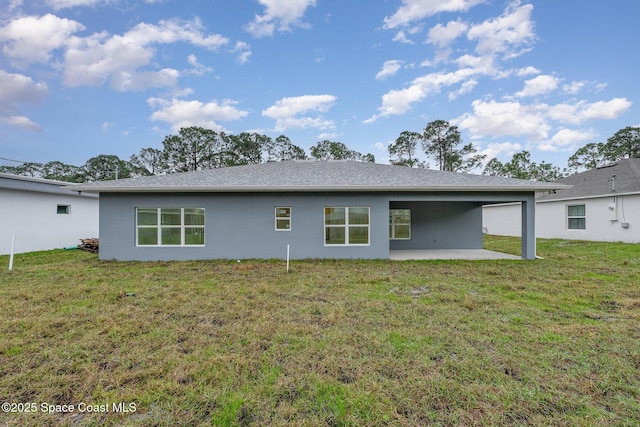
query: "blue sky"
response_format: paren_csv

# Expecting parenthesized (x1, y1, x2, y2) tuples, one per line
(1, 0, 638, 171)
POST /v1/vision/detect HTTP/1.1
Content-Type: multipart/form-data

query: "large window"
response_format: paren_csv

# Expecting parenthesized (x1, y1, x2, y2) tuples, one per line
(389, 209, 411, 240)
(137, 208, 205, 246)
(567, 204, 586, 230)
(324, 207, 369, 245)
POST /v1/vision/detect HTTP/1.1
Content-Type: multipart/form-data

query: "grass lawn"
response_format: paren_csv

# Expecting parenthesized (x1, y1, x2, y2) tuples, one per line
(1, 236, 639, 426)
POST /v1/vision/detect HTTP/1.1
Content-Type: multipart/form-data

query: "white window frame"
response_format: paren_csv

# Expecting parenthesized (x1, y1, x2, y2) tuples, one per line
(567, 204, 586, 230)
(275, 207, 291, 231)
(324, 206, 370, 246)
(389, 209, 411, 240)
(136, 207, 205, 247)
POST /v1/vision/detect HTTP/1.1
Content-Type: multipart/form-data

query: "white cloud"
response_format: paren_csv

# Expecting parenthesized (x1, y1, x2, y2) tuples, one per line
(467, 1, 535, 57)
(455, 98, 631, 147)
(370, 2, 539, 123)
(187, 54, 200, 67)
(516, 66, 540, 76)
(562, 80, 607, 95)
(448, 79, 477, 100)
(45, 0, 104, 9)
(245, 0, 316, 37)
(375, 60, 404, 80)
(0, 14, 85, 65)
(0, 70, 48, 131)
(480, 142, 523, 160)
(148, 97, 248, 132)
(515, 74, 559, 97)
(63, 18, 229, 90)
(262, 94, 336, 131)
(365, 66, 482, 122)
(0, 115, 42, 131)
(383, 0, 484, 30)
(45, 0, 165, 10)
(1, 14, 232, 91)
(263, 94, 336, 118)
(391, 25, 424, 44)
(111, 68, 180, 92)
(579, 98, 631, 121)
(539, 128, 598, 152)
(546, 98, 632, 124)
(118, 18, 228, 49)
(232, 41, 252, 64)
(6, 0, 23, 12)
(170, 87, 195, 98)
(562, 81, 586, 95)
(593, 82, 608, 92)
(186, 54, 214, 76)
(456, 99, 550, 140)
(64, 31, 153, 87)
(44, 0, 165, 8)
(454, 53, 497, 74)
(317, 132, 338, 140)
(427, 20, 468, 48)
(0, 70, 49, 105)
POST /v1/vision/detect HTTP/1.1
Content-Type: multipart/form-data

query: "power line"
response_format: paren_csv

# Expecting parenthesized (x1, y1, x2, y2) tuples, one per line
(0, 156, 27, 164)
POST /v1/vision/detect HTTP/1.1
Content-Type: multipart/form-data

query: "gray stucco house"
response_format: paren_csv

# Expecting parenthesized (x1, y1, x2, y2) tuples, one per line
(67, 160, 568, 261)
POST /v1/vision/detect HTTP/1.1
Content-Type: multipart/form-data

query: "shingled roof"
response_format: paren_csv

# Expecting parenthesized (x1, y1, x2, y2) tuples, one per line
(1, 172, 97, 197)
(538, 158, 640, 201)
(66, 160, 569, 193)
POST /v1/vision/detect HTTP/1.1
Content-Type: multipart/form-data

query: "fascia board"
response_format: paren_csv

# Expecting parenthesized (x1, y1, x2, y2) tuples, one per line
(66, 184, 572, 194)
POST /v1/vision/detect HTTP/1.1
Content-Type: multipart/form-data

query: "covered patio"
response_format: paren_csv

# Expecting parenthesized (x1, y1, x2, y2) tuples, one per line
(389, 249, 521, 261)
(388, 197, 536, 260)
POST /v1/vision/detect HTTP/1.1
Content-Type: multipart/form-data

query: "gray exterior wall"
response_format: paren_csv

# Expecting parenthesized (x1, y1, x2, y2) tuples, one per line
(99, 192, 390, 261)
(99, 190, 536, 261)
(389, 201, 483, 250)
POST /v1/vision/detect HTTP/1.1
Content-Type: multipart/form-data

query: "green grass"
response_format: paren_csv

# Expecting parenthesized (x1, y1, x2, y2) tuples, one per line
(1, 236, 639, 426)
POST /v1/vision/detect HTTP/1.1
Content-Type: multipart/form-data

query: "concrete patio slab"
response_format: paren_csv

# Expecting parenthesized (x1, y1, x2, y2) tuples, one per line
(389, 249, 521, 261)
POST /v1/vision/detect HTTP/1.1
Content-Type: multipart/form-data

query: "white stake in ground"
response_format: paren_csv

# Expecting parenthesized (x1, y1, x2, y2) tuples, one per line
(9, 234, 15, 271)
(286, 244, 290, 273)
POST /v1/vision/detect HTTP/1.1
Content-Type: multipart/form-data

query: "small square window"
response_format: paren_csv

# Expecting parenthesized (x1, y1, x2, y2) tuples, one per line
(275, 207, 291, 231)
(57, 205, 70, 215)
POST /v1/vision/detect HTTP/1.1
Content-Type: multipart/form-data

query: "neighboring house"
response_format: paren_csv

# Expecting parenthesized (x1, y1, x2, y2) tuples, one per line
(483, 159, 640, 243)
(0, 173, 99, 255)
(67, 160, 567, 261)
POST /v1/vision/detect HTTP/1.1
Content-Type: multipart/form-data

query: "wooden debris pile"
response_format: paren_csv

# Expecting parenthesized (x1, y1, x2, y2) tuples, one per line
(79, 238, 99, 254)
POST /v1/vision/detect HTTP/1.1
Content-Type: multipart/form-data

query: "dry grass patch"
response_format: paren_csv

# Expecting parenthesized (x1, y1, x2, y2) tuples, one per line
(1, 236, 639, 426)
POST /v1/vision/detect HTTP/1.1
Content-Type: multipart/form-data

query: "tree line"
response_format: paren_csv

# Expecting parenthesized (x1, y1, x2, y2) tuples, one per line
(387, 121, 640, 181)
(0, 129, 375, 183)
(484, 126, 640, 180)
(2, 123, 638, 183)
